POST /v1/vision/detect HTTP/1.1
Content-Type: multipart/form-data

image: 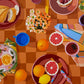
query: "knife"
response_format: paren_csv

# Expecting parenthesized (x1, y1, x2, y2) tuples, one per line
(60, 70, 72, 84)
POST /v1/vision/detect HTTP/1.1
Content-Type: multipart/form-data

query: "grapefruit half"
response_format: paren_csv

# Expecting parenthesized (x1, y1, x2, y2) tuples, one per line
(49, 32, 63, 46)
(45, 60, 59, 76)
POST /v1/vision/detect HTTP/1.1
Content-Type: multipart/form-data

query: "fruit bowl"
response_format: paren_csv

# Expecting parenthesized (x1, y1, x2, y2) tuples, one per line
(32, 54, 68, 84)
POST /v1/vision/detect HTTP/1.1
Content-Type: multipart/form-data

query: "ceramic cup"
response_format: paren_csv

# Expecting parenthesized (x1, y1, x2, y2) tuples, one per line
(79, 15, 84, 26)
(13, 32, 30, 46)
(31, 0, 41, 4)
(65, 42, 79, 57)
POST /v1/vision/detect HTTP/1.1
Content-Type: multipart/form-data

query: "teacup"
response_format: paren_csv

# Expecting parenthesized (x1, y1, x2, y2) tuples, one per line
(13, 32, 30, 46)
(65, 42, 80, 64)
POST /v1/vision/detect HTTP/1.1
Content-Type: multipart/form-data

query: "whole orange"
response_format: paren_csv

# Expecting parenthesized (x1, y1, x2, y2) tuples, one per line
(37, 39, 49, 51)
(33, 65, 45, 77)
(15, 69, 27, 81)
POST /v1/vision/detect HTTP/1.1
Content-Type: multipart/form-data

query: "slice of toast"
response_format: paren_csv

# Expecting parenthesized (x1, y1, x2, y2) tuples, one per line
(8, 8, 16, 23)
(0, 9, 9, 23)
(0, 8, 8, 15)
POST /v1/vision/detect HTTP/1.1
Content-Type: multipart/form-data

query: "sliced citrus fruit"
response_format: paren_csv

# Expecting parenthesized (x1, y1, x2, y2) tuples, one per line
(49, 32, 63, 46)
(45, 60, 59, 76)
(1, 54, 12, 65)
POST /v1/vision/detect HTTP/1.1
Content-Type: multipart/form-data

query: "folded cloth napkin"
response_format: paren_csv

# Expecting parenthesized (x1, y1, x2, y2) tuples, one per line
(0, 39, 17, 80)
(56, 24, 84, 50)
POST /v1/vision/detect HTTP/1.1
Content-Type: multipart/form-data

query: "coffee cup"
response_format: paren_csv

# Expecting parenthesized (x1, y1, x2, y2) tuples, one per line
(13, 32, 30, 46)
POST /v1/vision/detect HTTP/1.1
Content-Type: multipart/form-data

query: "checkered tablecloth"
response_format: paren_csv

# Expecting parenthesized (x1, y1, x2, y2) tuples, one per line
(0, 0, 84, 84)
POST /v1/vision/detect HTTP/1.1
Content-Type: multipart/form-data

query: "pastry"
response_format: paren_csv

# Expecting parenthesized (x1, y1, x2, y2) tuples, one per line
(8, 8, 16, 23)
(57, 0, 72, 8)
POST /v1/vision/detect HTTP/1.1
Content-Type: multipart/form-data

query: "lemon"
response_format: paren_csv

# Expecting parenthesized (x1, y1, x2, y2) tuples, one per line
(39, 74, 51, 84)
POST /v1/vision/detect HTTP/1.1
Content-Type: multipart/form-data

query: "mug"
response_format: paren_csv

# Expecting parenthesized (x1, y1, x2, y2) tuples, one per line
(13, 32, 30, 46)
(65, 42, 79, 57)
(65, 42, 80, 64)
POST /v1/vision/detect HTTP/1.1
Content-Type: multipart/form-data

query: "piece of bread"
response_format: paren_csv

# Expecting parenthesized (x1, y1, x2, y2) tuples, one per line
(0, 8, 8, 15)
(8, 8, 16, 23)
(0, 9, 9, 23)
(0, 5, 9, 23)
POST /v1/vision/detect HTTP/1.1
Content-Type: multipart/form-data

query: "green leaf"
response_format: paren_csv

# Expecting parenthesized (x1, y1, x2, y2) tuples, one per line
(32, 16, 34, 19)
(0, 49, 2, 53)
(0, 73, 4, 76)
(10, 43, 16, 47)
(12, 61, 15, 64)
(29, 28, 32, 30)
(0, 69, 3, 73)
(11, 62, 17, 70)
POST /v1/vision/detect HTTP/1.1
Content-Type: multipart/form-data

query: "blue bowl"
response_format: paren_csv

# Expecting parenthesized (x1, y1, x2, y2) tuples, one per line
(13, 32, 30, 46)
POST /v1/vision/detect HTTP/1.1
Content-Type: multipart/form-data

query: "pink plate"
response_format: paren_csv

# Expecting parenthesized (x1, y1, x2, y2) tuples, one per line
(49, 0, 78, 15)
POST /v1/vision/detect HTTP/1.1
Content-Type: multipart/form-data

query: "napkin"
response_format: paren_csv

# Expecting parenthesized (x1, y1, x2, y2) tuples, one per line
(61, 24, 84, 51)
